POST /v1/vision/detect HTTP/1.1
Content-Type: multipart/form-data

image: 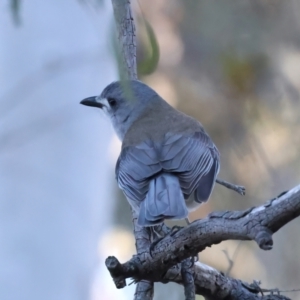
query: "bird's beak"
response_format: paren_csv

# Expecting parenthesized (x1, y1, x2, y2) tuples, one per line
(80, 96, 104, 109)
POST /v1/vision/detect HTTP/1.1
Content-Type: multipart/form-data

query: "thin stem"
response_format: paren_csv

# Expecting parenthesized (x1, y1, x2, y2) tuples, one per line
(216, 178, 246, 196)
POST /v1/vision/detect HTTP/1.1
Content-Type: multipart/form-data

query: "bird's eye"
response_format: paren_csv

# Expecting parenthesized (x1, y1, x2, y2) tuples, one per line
(107, 98, 117, 107)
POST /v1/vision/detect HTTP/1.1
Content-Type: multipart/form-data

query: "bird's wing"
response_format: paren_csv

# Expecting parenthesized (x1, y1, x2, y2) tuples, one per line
(116, 139, 162, 209)
(161, 131, 220, 202)
(116, 131, 219, 208)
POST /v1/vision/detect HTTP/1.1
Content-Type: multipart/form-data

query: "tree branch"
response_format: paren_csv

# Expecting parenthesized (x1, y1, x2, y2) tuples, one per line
(131, 209, 154, 300)
(111, 0, 137, 80)
(105, 258, 291, 300)
(181, 258, 195, 300)
(106, 184, 300, 299)
(165, 261, 291, 300)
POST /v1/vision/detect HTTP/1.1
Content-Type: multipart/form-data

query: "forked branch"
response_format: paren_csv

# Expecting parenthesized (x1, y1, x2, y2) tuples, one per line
(106, 184, 300, 299)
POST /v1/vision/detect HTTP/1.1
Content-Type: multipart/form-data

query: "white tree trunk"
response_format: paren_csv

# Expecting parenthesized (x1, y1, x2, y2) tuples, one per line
(0, 1, 120, 299)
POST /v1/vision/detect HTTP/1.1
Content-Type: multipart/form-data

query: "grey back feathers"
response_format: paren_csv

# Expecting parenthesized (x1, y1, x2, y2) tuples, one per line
(116, 131, 219, 225)
(83, 80, 220, 226)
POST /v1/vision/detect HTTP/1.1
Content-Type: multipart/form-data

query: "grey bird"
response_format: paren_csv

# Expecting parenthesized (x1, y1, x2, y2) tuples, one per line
(80, 80, 220, 226)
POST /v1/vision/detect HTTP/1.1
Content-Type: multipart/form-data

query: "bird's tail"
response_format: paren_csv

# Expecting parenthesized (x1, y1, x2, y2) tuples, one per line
(138, 174, 188, 226)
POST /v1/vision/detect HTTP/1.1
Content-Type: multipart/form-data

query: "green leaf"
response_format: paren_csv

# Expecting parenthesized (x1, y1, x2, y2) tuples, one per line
(137, 18, 160, 76)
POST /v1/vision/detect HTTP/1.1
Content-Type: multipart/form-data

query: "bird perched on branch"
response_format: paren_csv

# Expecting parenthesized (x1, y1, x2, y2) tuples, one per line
(81, 80, 220, 226)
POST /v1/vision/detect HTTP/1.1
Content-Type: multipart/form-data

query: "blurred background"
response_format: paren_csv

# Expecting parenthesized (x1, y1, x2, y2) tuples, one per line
(0, 0, 300, 299)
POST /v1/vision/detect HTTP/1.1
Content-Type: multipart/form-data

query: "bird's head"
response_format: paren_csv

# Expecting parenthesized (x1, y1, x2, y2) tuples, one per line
(80, 80, 157, 140)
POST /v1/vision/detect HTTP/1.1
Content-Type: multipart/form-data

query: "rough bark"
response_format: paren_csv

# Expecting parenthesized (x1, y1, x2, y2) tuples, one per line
(131, 209, 154, 300)
(106, 185, 300, 299)
(111, 0, 137, 80)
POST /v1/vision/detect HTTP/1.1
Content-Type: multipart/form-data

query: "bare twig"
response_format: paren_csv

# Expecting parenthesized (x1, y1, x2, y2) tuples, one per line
(216, 178, 246, 195)
(223, 241, 242, 276)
